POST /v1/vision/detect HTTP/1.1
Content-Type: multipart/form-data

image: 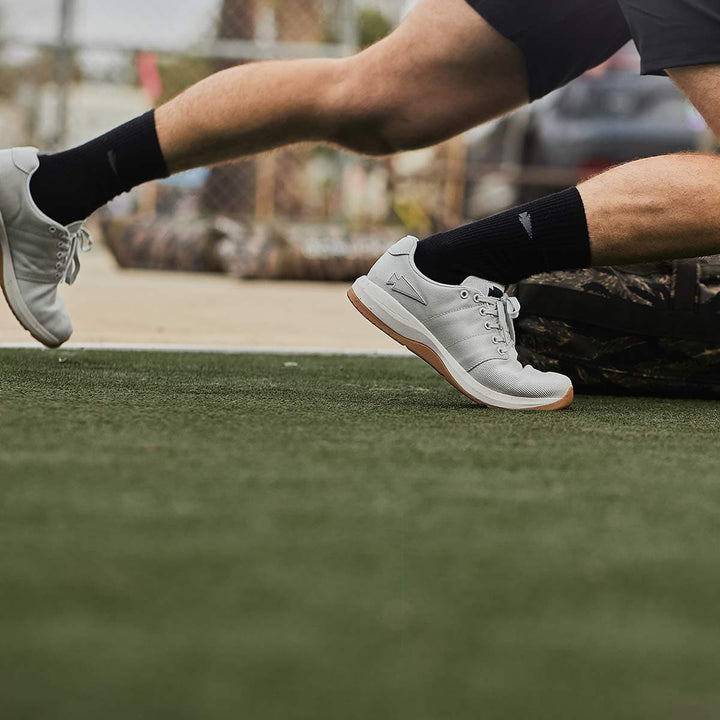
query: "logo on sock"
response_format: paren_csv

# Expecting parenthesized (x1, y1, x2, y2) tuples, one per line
(107, 149, 119, 176)
(387, 273, 427, 305)
(519, 212, 533, 239)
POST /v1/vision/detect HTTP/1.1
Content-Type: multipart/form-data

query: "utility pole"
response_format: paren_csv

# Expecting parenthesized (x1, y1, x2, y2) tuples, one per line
(54, 0, 75, 150)
(340, 0, 357, 53)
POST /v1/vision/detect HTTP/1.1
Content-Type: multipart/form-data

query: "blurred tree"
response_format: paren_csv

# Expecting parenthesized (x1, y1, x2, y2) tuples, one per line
(357, 8, 392, 50)
(155, 56, 214, 106)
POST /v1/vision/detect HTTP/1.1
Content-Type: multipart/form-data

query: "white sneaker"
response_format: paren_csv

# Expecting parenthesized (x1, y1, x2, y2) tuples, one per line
(348, 236, 573, 410)
(0, 147, 92, 348)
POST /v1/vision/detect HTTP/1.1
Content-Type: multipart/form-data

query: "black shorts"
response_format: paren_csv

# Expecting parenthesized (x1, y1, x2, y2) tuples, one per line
(466, 0, 720, 100)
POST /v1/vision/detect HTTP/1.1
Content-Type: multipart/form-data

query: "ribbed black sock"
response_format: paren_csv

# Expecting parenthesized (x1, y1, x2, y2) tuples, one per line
(30, 110, 169, 225)
(414, 188, 591, 286)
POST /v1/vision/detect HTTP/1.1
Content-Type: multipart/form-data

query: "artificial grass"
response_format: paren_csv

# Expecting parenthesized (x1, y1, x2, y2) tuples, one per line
(1, 348, 719, 720)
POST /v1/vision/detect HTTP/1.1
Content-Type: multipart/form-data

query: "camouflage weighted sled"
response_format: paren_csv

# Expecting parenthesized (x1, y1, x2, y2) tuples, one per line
(510, 257, 720, 398)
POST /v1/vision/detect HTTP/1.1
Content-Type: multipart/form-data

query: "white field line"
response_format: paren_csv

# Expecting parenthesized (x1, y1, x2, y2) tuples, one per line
(0, 342, 412, 358)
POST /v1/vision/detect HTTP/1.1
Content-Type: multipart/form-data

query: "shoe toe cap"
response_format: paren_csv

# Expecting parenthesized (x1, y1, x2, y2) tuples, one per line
(16, 279, 73, 346)
(540, 369, 574, 396)
(471, 360, 572, 400)
(519, 365, 573, 398)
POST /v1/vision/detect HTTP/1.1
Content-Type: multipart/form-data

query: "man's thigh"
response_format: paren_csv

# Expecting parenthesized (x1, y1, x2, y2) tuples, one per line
(347, 0, 629, 151)
(343, 0, 531, 149)
(466, 0, 631, 100)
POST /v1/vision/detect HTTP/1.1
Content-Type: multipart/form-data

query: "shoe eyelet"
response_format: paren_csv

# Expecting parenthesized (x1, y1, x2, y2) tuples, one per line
(49, 227, 57, 234)
(479, 307, 487, 316)
(498, 347, 508, 356)
(492, 336, 502, 344)
(473, 294, 482, 303)
(484, 322, 492, 330)
(459, 290, 469, 300)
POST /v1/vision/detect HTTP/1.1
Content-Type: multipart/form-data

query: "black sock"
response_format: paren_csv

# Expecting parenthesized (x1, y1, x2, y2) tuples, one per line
(414, 188, 591, 286)
(30, 110, 169, 225)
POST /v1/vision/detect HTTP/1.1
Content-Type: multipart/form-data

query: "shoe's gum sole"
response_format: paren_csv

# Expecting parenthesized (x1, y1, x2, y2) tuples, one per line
(348, 287, 573, 412)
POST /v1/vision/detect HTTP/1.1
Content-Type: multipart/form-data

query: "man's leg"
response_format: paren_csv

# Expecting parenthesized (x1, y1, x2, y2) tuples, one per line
(1, 0, 531, 349)
(0, 0, 627, 413)
(580, 64, 720, 266)
(582, 62, 720, 265)
(30, 0, 528, 226)
(415, 61, 720, 284)
(578, 0, 720, 265)
(351, 59, 720, 411)
(350, 138, 720, 411)
(582, 151, 720, 267)
(412, 0, 720, 285)
(415, 146, 720, 288)
(156, 0, 528, 172)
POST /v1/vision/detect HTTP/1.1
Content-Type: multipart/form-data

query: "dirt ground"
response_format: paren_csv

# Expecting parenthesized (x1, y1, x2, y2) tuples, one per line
(0, 240, 399, 352)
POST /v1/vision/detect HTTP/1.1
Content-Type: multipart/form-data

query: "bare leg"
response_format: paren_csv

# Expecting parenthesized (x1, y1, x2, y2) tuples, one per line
(579, 64, 720, 265)
(155, 0, 528, 173)
(582, 152, 720, 264)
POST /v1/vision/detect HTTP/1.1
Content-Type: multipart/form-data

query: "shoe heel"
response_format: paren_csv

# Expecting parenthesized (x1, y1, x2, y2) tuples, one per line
(350, 276, 431, 344)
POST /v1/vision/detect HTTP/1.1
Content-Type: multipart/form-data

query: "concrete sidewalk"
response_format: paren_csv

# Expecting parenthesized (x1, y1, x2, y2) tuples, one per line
(0, 242, 399, 352)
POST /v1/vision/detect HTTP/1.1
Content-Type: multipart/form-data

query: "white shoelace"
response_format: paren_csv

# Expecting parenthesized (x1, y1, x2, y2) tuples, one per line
(56, 226, 93, 284)
(478, 294, 520, 346)
(497, 295, 520, 345)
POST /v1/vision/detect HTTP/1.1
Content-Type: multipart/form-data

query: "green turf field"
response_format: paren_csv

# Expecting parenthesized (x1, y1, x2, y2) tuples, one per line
(1, 348, 720, 719)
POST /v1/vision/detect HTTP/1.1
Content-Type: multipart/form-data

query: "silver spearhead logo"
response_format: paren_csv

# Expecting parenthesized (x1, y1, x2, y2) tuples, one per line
(519, 212, 533, 239)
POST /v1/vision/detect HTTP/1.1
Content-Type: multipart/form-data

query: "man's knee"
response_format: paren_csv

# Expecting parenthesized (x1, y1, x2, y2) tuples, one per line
(320, 54, 411, 155)
(332, 111, 431, 157)
(322, 2, 527, 156)
(323, 52, 450, 155)
(321, 0, 530, 155)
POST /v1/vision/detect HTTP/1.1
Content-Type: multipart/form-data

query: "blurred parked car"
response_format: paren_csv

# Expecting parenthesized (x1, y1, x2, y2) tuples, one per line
(465, 46, 712, 216)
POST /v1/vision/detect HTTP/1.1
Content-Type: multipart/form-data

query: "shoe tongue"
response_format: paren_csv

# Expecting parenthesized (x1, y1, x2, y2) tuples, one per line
(462, 276, 505, 298)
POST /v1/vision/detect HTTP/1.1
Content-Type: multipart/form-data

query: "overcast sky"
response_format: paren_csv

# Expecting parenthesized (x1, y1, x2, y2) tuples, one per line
(0, 0, 221, 47)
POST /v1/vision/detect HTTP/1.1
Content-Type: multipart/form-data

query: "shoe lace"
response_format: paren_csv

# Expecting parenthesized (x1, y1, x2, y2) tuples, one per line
(55, 226, 93, 285)
(472, 291, 521, 348)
